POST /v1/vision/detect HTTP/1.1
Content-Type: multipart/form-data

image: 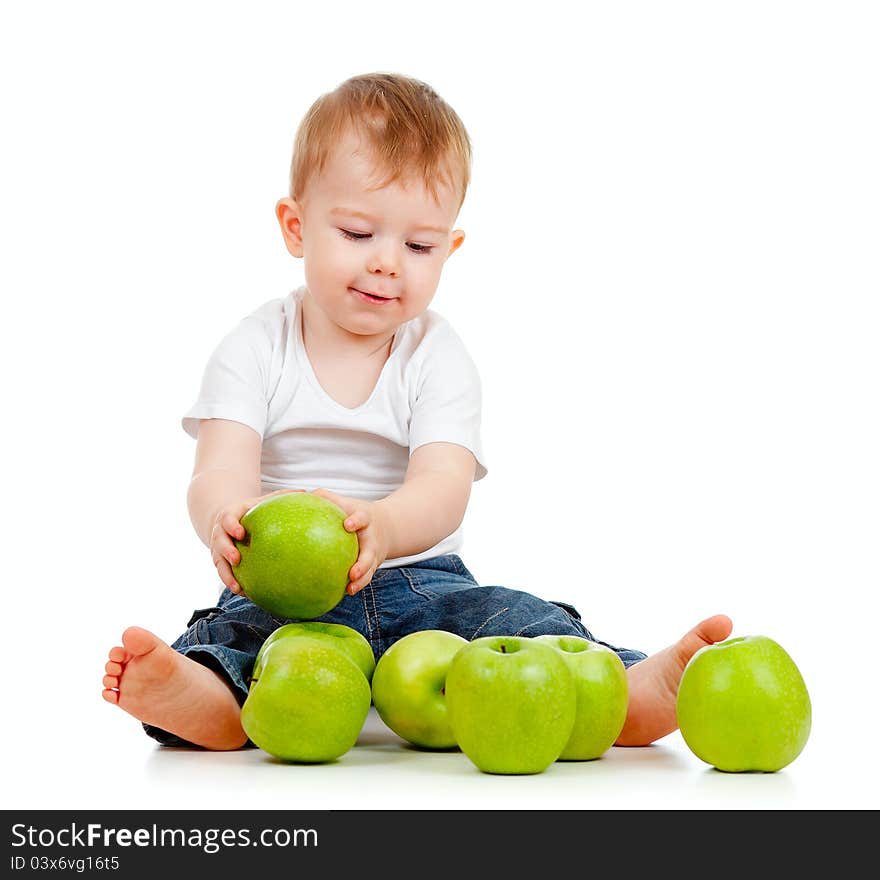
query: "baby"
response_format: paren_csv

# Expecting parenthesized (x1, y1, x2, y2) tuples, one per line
(102, 72, 732, 750)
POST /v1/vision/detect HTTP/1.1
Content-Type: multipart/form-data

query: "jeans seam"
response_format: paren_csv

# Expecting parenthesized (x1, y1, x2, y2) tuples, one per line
(513, 620, 546, 637)
(470, 607, 509, 639)
(401, 567, 438, 600)
(360, 587, 375, 644)
(368, 580, 381, 643)
(193, 617, 208, 645)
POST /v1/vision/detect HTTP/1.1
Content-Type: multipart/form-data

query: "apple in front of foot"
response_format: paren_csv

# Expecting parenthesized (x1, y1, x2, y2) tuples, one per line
(445, 636, 576, 774)
(676, 635, 811, 772)
(241, 637, 371, 762)
(535, 635, 628, 760)
(232, 492, 358, 620)
(254, 622, 376, 682)
(371, 630, 468, 749)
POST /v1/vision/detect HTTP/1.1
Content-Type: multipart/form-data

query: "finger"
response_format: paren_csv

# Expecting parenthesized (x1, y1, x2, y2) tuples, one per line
(348, 566, 376, 595)
(213, 530, 242, 565)
(233, 489, 304, 524)
(220, 512, 247, 543)
(214, 554, 241, 593)
(311, 487, 350, 512)
(348, 552, 376, 594)
(349, 549, 375, 584)
(343, 509, 370, 532)
(234, 495, 267, 521)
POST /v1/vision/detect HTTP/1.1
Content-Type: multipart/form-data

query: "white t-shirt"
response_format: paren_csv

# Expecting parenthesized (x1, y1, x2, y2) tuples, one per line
(182, 286, 487, 567)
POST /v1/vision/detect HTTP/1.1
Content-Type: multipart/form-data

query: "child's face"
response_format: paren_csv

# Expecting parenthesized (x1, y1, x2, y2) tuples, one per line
(276, 130, 465, 340)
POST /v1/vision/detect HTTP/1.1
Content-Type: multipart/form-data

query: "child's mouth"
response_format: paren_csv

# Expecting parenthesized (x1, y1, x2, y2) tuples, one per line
(350, 287, 396, 305)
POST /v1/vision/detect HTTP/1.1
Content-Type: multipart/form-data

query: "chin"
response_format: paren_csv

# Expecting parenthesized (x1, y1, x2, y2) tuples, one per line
(341, 314, 397, 337)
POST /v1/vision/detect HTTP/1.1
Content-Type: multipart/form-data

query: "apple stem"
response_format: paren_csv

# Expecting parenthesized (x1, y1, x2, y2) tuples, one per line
(500, 644, 507, 653)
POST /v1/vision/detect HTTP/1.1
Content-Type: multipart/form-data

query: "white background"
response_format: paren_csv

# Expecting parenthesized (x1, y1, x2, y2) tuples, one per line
(1, 1, 877, 810)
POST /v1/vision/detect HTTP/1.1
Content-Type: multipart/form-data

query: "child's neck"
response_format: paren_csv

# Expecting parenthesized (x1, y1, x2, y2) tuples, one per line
(301, 291, 395, 362)
(300, 291, 395, 409)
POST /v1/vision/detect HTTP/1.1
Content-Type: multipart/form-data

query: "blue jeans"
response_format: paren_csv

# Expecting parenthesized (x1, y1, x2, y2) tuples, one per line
(144, 554, 646, 746)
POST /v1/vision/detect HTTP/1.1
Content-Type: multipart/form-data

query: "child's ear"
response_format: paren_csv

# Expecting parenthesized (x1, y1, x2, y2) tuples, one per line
(446, 229, 465, 259)
(276, 198, 305, 258)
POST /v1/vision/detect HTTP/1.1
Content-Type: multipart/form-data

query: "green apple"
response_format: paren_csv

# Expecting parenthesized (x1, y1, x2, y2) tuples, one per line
(371, 630, 468, 749)
(535, 635, 628, 760)
(676, 635, 811, 772)
(232, 492, 358, 619)
(445, 635, 576, 774)
(241, 637, 371, 762)
(254, 622, 375, 682)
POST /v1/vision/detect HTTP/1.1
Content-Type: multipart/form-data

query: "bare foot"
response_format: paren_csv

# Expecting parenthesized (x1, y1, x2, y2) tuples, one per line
(615, 614, 733, 746)
(102, 626, 247, 750)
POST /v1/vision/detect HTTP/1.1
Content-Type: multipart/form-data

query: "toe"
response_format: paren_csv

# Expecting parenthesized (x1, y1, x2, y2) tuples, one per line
(102, 688, 119, 704)
(109, 646, 127, 663)
(675, 614, 734, 665)
(696, 614, 734, 644)
(103, 675, 119, 690)
(105, 660, 122, 676)
(121, 626, 163, 657)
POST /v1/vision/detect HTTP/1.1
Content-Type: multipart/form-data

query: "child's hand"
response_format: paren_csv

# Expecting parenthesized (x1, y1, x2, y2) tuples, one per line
(209, 489, 304, 594)
(311, 488, 390, 595)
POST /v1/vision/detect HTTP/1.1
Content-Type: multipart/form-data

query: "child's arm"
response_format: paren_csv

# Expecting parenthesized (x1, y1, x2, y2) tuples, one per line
(187, 418, 263, 545)
(315, 441, 476, 594)
(187, 418, 293, 593)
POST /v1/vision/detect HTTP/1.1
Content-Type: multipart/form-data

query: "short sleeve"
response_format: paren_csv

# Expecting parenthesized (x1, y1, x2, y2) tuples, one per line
(181, 315, 273, 439)
(408, 324, 487, 481)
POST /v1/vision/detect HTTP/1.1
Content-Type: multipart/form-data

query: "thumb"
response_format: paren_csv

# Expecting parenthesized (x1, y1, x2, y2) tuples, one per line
(311, 487, 351, 514)
(239, 488, 304, 519)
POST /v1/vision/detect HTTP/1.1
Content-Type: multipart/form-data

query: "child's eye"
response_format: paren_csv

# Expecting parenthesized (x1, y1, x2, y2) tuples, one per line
(339, 228, 433, 255)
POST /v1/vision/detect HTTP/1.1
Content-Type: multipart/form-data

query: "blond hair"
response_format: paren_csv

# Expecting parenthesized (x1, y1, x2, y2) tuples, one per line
(289, 72, 471, 209)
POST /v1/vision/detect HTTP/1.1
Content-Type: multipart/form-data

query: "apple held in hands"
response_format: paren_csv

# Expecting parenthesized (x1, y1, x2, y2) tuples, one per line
(255, 622, 376, 682)
(241, 637, 371, 762)
(535, 635, 628, 760)
(371, 630, 468, 749)
(676, 635, 811, 772)
(445, 636, 576, 774)
(233, 492, 358, 619)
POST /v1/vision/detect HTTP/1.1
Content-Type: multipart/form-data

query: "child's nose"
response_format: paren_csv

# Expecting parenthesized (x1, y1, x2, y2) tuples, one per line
(367, 243, 400, 277)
